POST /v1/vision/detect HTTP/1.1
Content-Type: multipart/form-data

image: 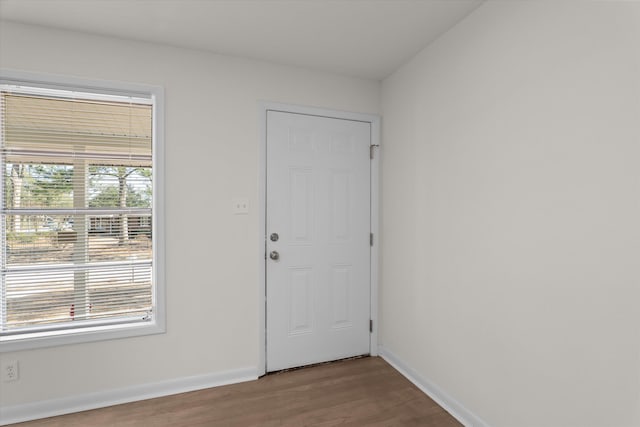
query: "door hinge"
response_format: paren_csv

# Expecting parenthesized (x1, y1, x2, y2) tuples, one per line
(370, 319, 373, 333)
(370, 233, 373, 247)
(369, 144, 379, 160)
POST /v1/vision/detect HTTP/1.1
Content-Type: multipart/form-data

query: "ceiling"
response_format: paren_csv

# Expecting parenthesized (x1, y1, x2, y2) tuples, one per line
(0, 0, 483, 80)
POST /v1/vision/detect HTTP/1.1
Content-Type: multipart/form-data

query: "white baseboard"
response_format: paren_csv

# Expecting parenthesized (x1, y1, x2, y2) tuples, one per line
(378, 346, 490, 427)
(0, 367, 258, 426)
(3, 352, 487, 426)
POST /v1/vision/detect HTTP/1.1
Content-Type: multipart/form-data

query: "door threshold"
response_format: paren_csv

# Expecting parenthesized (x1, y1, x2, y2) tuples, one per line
(264, 354, 370, 377)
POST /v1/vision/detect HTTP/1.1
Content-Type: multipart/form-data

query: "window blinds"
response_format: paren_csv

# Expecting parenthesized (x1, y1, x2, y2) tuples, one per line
(0, 87, 154, 335)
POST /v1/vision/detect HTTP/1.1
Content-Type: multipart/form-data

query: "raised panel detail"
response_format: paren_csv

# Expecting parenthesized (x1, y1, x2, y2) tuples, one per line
(331, 265, 352, 328)
(330, 133, 354, 154)
(290, 168, 312, 243)
(330, 170, 351, 241)
(288, 129, 314, 152)
(288, 268, 313, 335)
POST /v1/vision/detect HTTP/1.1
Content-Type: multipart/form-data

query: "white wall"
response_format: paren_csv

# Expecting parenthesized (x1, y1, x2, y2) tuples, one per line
(0, 21, 379, 409)
(381, 2, 640, 426)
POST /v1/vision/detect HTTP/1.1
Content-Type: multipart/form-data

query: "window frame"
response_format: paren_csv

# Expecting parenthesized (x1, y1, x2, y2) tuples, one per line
(0, 70, 165, 352)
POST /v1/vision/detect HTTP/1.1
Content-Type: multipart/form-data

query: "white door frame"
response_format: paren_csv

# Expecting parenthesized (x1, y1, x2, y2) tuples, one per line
(257, 102, 380, 376)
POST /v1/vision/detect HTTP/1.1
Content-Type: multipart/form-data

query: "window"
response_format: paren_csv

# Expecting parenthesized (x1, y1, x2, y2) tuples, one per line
(0, 73, 164, 351)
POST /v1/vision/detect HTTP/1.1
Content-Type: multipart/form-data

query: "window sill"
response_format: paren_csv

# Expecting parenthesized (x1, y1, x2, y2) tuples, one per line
(0, 319, 166, 353)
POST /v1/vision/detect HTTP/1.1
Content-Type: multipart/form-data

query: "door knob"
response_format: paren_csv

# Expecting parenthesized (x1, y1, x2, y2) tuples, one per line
(269, 251, 280, 261)
(270, 233, 279, 242)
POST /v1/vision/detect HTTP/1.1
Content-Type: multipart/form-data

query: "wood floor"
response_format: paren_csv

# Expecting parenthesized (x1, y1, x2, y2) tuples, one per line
(12, 357, 462, 426)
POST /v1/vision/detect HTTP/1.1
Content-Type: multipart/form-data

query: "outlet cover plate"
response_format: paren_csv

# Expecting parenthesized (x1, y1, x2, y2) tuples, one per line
(1, 359, 19, 382)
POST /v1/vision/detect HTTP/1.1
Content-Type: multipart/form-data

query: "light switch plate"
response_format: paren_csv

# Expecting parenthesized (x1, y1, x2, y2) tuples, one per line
(232, 198, 249, 214)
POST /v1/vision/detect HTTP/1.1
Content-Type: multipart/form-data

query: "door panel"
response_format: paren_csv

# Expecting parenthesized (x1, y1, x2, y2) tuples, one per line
(266, 111, 371, 372)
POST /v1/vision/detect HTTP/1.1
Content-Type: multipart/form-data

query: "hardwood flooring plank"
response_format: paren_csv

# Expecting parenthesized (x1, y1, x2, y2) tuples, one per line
(10, 357, 461, 426)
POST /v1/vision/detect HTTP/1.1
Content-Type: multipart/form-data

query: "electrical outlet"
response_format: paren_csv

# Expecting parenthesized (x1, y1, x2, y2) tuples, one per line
(1, 360, 19, 382)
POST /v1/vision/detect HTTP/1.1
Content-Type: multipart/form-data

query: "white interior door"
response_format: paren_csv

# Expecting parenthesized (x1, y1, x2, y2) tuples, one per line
(266, 110, 371, 372)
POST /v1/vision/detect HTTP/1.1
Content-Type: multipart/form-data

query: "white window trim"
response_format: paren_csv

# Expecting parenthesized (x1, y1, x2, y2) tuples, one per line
(0, 69, 165, 352)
